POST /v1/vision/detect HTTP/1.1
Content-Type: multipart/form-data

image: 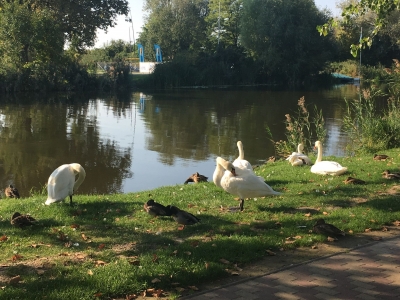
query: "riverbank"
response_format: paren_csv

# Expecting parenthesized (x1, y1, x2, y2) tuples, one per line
(0, 150, 400, 299)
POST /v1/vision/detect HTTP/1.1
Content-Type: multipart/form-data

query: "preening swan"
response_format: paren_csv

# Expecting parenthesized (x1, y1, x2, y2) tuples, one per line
(216, 157, 281, 211)
(289, 154, 305, 166)
(45, 163, 86, 206)
(286, 143, 312, 165)
(233, 141, 253, 172)
(310, 141, 347, 176)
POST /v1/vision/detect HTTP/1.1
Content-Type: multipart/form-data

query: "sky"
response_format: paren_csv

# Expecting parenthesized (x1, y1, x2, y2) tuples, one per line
(94, 0, 340, 48)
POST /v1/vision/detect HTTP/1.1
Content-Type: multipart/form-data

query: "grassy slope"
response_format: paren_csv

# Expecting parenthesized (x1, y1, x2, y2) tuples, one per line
(1, 150, 400, 299)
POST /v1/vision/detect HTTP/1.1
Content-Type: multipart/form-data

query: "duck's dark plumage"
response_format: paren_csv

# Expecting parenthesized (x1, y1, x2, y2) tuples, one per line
(11, 212, 36, 228)
(169, 205, 200, 226)
(343, 176, 366, 184)
(5, 185, 20, 198)
(382, 170, 400, 179)
(184, 172, 208, 184)
(374, 154, 389, 161)
(143, 199, 172, 217)
(312, 218, 345, 236)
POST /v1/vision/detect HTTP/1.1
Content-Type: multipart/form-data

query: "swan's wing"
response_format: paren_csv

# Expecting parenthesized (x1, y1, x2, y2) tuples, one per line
(233, 159, 253, 172)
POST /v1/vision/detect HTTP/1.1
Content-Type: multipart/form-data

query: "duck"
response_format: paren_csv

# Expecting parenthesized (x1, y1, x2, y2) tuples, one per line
(286, 143, 312, 165)
(288, 154, 306, 166)
(382, 170, 400, 179)
(45, 163, 86, 206)
(184, 172, 208, 184)
(233, 141, 254, 172)
(169, 205, 200, 228)
(312, 218, 345, 236)
(216, 157, 281, 211)
(5, 185, 20, 198)
(143, 199, 172, 217)
(374, 154, 389, 161)
(310, 141, 347, 176)
(343, 176, 366, 184)
(10, 212, 37, 228)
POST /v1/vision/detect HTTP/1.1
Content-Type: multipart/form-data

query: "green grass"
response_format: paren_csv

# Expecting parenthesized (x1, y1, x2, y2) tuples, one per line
(1, 150, 400, 299)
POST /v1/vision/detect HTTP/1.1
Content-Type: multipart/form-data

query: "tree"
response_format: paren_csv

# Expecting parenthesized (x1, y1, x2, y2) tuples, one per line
(140, 0, 208, 60)
(240, 0, 337, 85)
(318, 0, 400, 56)
(205, 0, 243, 50)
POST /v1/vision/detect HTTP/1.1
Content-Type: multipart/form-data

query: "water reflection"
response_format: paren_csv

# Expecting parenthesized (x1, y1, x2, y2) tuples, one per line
(0, 85, 359, 197)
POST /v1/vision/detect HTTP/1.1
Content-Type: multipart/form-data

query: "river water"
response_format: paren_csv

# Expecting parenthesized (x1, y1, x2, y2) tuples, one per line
(0, 84, 359, 197)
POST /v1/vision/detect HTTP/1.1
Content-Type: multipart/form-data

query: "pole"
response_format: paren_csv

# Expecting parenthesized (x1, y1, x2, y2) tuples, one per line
(130, 10, 135, 52)
(218, 1, 220, 45)
(359, 27, 362, 85)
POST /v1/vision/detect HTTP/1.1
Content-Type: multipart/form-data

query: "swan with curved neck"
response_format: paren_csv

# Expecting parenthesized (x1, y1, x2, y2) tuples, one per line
(45, 163, 86, 205)
(286, 143, 312, 165)
(233, 141, 253, 172)
(311, 141, 347, 176)
(289, 154, 305, 166)
(215, 157, 281, 211)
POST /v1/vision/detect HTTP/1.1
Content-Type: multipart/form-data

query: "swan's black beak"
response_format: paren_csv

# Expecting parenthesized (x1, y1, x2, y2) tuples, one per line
(231, 167, 237, 176)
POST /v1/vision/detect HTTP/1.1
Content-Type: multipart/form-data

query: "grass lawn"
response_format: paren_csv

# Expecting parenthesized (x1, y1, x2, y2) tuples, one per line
(1, 150, 400, 299)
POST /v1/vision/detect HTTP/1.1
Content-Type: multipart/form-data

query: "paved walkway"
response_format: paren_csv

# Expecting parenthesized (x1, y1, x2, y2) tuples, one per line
(182, 236, 400, 300)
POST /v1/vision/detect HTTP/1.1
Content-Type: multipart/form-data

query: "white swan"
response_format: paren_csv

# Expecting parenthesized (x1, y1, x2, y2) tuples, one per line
(310, 141, 347, 176)
(45, 163, 86, 205)
(216, 157, 281, 211)
(286, 143, 312, 165)
(233, 141, 253, 172)
(289, 154, 305, 166)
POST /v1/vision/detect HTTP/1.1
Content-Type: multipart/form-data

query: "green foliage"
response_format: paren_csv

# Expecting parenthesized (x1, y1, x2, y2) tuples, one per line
(1, 151, 400, 298)
(272, 96, 327, 158)
(205, 0, 243, 50)
(326, 60, 360, 77)
(342, 86, 400, 154)
(318, 0, 400, 57)
(240, 0, 337, 86)
(141, 0, 208, 61)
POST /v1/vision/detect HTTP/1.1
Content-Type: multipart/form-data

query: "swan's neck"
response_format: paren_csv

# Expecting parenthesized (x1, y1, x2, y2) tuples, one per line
(297, 144, 302, 154)
(316, 144, 323, 163)
(237, 142, 245, 160)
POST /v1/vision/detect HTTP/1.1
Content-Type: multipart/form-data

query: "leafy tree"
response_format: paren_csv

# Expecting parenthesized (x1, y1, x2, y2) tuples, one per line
(205, 0, 243, 50)
(140, 0, 208, 61)
(240, 0, 337, 85)
(318, 0, 400, 56)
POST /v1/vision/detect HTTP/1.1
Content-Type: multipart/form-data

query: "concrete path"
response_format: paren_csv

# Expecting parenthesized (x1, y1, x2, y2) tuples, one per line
(182, 236, 400, 300)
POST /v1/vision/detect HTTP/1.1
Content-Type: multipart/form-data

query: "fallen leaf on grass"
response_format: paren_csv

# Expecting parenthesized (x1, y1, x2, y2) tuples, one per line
(11, 254, 23, 261)
(322, 211, 329, 215)
(70, 224, 80, 229)
(152, 254, 159, 263)
(219, 258, 230, 264)
(184, 251, 191, 255)
(266, 250, 276, 256)
(0, 235, 8, 242)
(9, 275, 22, 285)
(87, 270, 94, 276)
(327, 236, 337, 242)
(37, 270, 45, 275)
(348, 230, 354, 234)
(151, 278, 161, 283)
(81, 233, 88, 241)
(304, 213, 311, 217)
(365, 228, 372, 232)
(393, 220, 400, 226)
(94, 292, 102, 297)
(95, 260, 107, 266)
(98, 243, 105, 250)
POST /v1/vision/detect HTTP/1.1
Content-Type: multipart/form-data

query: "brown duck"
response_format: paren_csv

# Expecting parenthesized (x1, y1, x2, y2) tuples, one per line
(343, 177, 366, 184)
(5, 185, 20, 198)
(169, 205, 200, 228)
(184, 172, 208, 184)
(143, 199, 172, 217)
(374, 154, 389, 161)
(11, 212, 36, 228)
(312, 218, 345, 236)
(382, 170, 400, 179)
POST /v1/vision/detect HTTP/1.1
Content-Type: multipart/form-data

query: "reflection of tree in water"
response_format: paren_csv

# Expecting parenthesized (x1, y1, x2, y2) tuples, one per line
(141, 90, 279, 165)
(0, 93, 132, 197)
